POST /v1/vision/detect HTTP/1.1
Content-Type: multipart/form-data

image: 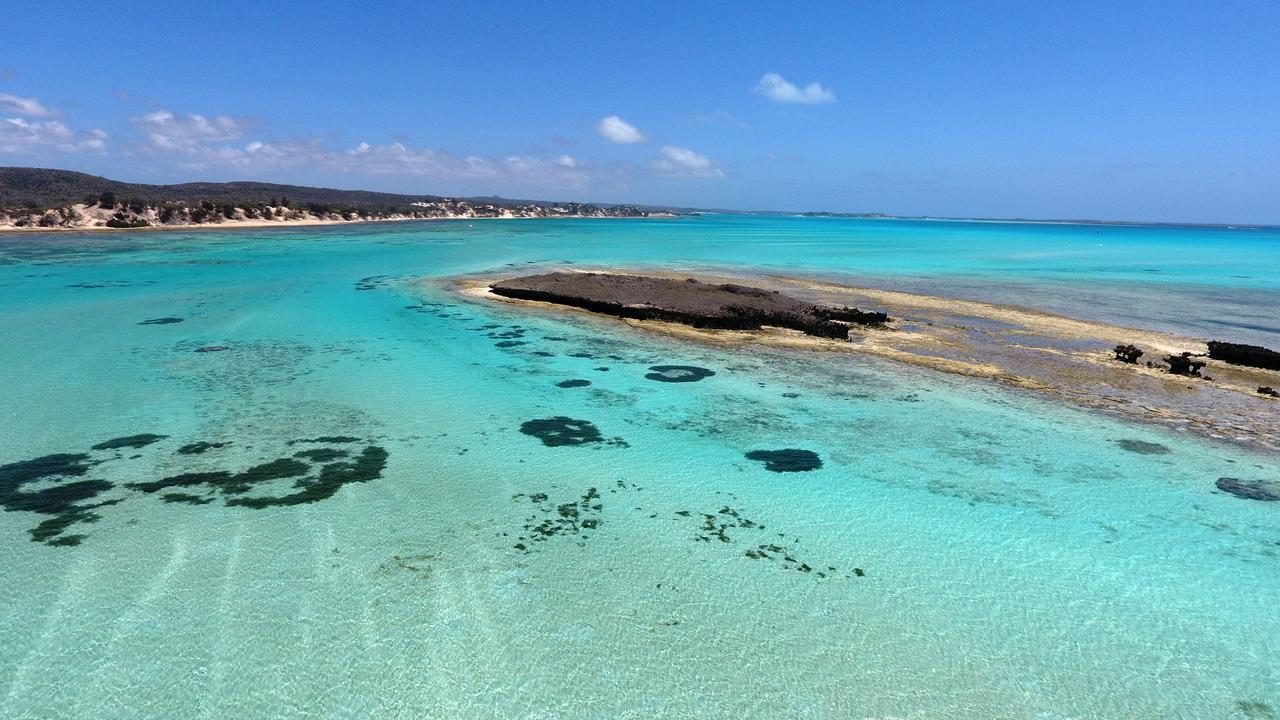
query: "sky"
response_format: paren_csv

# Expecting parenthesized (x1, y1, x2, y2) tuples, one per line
(2, 0, 1277, 223)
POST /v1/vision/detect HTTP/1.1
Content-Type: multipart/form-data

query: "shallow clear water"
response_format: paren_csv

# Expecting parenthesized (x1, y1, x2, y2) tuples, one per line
(1, 217, 1277, 719)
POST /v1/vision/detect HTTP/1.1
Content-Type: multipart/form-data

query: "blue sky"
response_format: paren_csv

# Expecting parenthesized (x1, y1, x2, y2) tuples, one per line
(2, 1, 1277, 223)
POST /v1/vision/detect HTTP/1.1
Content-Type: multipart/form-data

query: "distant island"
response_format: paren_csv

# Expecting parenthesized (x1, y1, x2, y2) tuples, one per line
(0, 167, 672, 231)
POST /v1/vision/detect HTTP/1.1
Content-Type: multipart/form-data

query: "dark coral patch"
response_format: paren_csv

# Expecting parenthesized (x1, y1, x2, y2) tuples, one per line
(289, 436, 362, 445)
(294, 448, 348, 462)
(645, 365, 716, 383)
(92, 434, 168, 451)
(128, 471, 235, 494)
(556, 379, 592, 388)
(139, 317, 184, 325)
(1115, 439, 1172, 455)
(177, 441, 229, 455)
(2, 434, 388, 546)
(194, 346, 229, 353)
(520, 417, 604, 447)
(226, 446, 388, 508)
(495, 340, 527, 348)
(1216, 477, 1280, 502)
(162, 493, 215, 505)
(513, 487, 603, 552)
(0, 452, 117, 546)
(131, 446, 387, 509)
(0, 453, 93, 486)
(745, 449, 822, 473)
(6, 479, 113, 513)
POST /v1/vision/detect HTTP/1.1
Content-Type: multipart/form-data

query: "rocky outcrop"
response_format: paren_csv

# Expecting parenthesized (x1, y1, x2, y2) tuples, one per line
(1207, 341, 1280, 371)
(490, 272, 890, 341)
(1113, 344, 1144, 363)
(1164, 352, 1206, 377)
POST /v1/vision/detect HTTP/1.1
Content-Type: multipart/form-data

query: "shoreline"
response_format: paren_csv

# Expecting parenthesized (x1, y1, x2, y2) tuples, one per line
(444, 267, 1280, 455)
(0, 213, 671, 236)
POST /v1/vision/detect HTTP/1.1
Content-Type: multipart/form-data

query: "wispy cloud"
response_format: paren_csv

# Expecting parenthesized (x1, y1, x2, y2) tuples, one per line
(754, 73, 836, 105)
(0, 92, 106, 153)
(145, 133, 602, 192)
(0, 93, 59, 118)
(0, 118, 106, 154)
(4, 94, 727, 192)
(595, 115, 646, 144)
(132, 110, 254, 151)
(653, 145, 724, 178)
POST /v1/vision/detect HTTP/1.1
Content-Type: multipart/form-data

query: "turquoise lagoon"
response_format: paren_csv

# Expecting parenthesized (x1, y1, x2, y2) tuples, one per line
(1, 216, 1278, 719)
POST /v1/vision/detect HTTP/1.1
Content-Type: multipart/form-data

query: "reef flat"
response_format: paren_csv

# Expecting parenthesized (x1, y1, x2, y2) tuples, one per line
(459, 268, 1280, 454)
(490, 271, 886, 339)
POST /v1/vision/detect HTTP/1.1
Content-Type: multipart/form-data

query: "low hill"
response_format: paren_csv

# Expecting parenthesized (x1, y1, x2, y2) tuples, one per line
(1, 167, 572, 210)
(0, 167, 668, 230)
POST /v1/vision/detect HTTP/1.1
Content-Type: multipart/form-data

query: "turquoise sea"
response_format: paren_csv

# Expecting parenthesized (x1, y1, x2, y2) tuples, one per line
(1, 215, 1278, 719)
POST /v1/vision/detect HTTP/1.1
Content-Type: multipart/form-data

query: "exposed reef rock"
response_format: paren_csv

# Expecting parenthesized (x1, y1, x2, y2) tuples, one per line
(1164, 352, 1206, 377)
(460, 269, 1280, 455)
(1112, 344, 1144, 364)
(490, 272, 889, 340)
(1208, 341, 1280, 372)
(1215, 477, 1280, 502)
(1259, 387, 1279, 398)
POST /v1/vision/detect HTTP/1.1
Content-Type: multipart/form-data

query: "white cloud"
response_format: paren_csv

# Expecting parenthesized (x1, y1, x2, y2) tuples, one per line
(596, 115, 646, 144)
(144, 135, 599, 191)
(653, 145, 724, 178)
(132, 110, 252, 151)
(4, 98, 725, 190)
(754, 73, 836, 105)
(0, 93, 59, 118)
(0, 117, 106, 154)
